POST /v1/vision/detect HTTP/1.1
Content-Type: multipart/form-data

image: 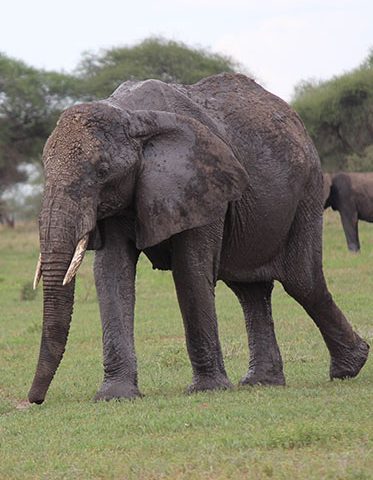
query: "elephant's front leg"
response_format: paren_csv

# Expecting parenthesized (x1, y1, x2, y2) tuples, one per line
(171, 221, 233, 393)
(93, 218, 141, 401)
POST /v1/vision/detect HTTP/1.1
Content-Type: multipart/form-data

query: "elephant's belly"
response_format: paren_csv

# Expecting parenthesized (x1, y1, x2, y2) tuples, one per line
(218, 237, 284, 283)
(143, 240, 172, 270)
(354, 179, 373, 221)
(357, 200, 373, 222)
(218, 198, 295, 283)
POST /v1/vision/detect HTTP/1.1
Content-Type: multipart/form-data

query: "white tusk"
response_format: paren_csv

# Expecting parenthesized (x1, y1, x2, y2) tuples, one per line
(33, 254, 42, 290)
(62, 234, 89, 286)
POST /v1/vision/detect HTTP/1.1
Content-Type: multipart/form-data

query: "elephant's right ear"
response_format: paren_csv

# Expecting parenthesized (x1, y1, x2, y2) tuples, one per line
(129, 110, 249, 250)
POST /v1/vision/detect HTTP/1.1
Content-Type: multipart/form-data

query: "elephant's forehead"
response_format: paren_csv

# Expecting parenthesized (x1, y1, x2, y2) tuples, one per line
(43, 119, 102, 170)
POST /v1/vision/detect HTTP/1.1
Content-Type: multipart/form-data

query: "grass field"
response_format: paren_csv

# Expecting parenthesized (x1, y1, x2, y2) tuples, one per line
(0, 211, 372, 479)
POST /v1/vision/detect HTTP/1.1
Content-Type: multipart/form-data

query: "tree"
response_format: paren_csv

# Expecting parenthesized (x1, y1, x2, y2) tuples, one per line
(292, 49, 373, 172)
(360, 47, 373, 69)
(0, 54, 78, 194)
(76, 37, 242, 99)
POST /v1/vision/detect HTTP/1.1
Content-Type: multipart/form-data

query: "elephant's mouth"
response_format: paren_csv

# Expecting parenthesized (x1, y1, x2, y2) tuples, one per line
(33, 233, 90, 290)
(62, 234, 89, 285)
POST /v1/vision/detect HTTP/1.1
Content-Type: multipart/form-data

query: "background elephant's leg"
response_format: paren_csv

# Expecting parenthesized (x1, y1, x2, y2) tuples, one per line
(283, 207, 369, 379)
(94, 218, 141, 401)
(227, 281, 285, 386)
(339, 207, 360, 252)
(171, 221, 232, 393)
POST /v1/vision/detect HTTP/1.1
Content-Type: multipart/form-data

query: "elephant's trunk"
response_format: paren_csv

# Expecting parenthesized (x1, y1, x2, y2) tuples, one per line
(28, 252, 76, 404)
(28, 190, 95, 404)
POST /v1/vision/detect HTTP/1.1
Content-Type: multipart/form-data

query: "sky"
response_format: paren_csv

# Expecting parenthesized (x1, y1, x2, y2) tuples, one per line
(1, 0, 373, 101)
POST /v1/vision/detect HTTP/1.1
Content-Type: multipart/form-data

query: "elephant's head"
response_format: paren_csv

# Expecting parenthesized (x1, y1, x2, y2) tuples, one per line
(28, 100, 249, 404)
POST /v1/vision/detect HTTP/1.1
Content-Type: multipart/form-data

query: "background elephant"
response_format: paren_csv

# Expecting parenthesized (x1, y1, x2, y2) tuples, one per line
(323, 173, 332, 206)
(324, 172, 373, 251)
(28, 73, 369, 404)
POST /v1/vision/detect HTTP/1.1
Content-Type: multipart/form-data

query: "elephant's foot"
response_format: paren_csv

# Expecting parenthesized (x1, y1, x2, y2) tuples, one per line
(330, 337, 369, 380)
(240, 366, 286, 387)
(187, 373, 233, 394)
(94, 381, 143, 402)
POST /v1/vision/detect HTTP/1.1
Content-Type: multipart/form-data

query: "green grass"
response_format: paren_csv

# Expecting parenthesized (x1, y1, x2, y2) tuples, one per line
(0, 211, 372, 479)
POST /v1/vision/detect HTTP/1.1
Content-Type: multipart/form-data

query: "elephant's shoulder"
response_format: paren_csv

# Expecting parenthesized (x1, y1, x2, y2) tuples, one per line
(332, 172, 353, 190)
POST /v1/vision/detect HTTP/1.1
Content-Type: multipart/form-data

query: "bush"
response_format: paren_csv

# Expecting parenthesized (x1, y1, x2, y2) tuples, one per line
(292, 49, 373, 172)
(345, 144, 373, 172)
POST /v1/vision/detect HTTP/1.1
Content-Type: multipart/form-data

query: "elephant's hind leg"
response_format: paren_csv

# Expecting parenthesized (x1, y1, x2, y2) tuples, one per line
(282, 204, 369, 380)
(283, 273, 369, 379)
(227, 281, 286, 386)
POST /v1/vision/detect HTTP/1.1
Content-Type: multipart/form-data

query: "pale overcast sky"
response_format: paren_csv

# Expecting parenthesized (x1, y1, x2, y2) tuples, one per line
(1, 0, 372, 100)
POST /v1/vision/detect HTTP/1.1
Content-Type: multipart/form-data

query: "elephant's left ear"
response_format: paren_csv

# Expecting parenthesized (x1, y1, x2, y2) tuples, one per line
(129, 110, 249, 250)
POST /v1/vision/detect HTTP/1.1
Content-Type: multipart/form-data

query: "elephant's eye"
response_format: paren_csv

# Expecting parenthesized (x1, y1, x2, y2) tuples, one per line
(97, 162, 110, 181)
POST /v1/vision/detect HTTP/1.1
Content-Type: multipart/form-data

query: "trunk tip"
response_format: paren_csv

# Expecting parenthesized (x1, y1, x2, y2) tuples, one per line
(28, 390, 45, 405)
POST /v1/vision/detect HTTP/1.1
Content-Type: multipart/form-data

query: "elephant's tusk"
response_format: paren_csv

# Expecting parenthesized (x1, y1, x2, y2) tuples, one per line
(33, 254, 42, 290)
(62, 234, 89, 286)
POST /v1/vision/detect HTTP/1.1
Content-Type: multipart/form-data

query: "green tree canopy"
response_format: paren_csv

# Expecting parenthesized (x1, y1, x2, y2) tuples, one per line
(292, 49, 373, 172)
(0, 53, 77, 193)
(76, 37, 241, 99)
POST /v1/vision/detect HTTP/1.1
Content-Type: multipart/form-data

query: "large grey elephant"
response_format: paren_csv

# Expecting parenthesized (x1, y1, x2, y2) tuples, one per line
(28, 73, 369, 404)
(324, 172, 373, 251)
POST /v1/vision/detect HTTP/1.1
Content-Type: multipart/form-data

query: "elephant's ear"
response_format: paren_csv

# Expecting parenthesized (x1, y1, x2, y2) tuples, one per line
(129, 110, 249, 249)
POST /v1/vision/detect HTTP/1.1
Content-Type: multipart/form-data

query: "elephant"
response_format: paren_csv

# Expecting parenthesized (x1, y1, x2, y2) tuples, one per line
(323, 173, 332, 206)
(324, 172, 373, 252)
(28, 73, 369, 404)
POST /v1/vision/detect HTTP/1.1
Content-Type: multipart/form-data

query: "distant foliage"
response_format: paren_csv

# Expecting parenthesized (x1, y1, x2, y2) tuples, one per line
(292, 49, 373, 172)
(3, 163, 43, 221)
(76, 37, 242, 100)
(0, 54, 78, 193)
(345, 145, 373, 172)
(0, 199, 14, 227)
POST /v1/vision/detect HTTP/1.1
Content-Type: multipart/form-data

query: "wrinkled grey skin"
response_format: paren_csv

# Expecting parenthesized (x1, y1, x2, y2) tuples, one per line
(28, 73, 369, 404)
(324, 172, 373, 252)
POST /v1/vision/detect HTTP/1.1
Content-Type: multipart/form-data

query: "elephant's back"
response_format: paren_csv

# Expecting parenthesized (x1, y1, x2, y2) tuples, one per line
(348, 172, 373, 190)
(348, 173, 373, 220)
(188, 73, 318, 175)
